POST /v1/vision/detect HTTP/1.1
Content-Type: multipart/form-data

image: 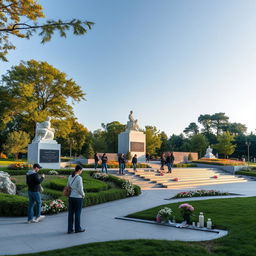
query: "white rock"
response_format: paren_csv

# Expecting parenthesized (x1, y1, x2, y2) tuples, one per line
(0, 171, 16, 195)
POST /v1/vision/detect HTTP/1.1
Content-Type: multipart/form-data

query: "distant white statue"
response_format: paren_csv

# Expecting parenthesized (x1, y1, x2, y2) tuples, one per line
(32, 117, 55, 143)
(204, 146, 216, 159)
(126, 110, 139, 131)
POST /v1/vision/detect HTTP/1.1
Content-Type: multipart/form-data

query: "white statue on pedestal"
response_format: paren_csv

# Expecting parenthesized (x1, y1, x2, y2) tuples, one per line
(126, 111, 139, 131)
(32, 117, 55, 143)
(204, 146, 216, 159)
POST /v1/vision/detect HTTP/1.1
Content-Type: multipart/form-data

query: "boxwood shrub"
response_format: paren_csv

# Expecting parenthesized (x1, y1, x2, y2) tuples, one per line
(0, 193, 28, 216)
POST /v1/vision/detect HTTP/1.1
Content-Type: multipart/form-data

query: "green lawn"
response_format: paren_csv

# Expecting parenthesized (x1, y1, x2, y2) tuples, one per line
(14, 197, 256, 256)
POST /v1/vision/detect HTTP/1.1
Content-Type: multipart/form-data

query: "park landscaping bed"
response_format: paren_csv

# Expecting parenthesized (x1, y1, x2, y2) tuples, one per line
(0, 169, 141, 217)
(192, 158, 246, 166)
(13, 197, 256, 256)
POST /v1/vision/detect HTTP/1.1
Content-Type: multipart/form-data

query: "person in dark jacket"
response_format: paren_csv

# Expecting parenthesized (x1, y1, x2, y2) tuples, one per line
(132, 154, 138, 171)
(101, 153, 108, 173)
(160, 153, 166, 170)
(118, 154, 126, 175)
(26, 163, 45, 223)
(94, 153, 99, 169)
(146, 153, 150, 162)
(166, 152, 175, 173)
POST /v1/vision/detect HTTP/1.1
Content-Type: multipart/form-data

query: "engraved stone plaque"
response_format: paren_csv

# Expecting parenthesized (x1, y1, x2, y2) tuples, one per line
(40, 149, 59, 163)
(130, 142, 144, 152)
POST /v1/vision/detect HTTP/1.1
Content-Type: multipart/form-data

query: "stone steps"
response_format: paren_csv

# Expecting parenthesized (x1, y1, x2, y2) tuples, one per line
(124, 167, 248, 189)
(164, 179, 247, 189)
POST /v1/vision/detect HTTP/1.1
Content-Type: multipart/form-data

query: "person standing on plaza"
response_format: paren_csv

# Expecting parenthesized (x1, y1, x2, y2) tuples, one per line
(26, 163, 45, 223)
(101, 153, 108, 173)
(166, 152, 175, 173)
(132, 154, 138, 171)
(160, 153, 166, 170)
(118, 153, 126, 175)
(94, 152, 99, 170)
(67, 164, 85, 234)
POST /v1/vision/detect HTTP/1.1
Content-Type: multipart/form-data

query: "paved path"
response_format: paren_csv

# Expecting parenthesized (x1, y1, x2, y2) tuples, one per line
(1, 180, 256, 255)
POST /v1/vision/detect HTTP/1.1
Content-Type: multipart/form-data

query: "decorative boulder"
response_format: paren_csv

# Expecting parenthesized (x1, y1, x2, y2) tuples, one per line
(0, 171, 16, 195)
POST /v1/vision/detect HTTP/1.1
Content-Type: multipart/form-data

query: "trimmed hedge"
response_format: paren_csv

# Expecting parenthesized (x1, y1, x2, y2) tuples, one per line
(236, 170, 256, 177)
(46, 178, 109, 192)
(85, 188, 127, 206)
(0, 193, 28, 216)
(2, 168, 74, 176)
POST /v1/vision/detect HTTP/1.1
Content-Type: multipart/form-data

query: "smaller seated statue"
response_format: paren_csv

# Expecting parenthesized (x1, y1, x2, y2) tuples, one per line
(32, 117, 55, 143)
(204, 146, 216, 159)
(126, 110, 139, 131)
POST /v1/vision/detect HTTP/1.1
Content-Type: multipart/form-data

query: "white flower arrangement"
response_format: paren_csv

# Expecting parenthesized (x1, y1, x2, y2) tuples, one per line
(92, 172, 108, 180)
(49, 170, 59, 175)
(157, 207, 172, 222)
(122, 180, 135, 196)
(41, 199, 66, 214)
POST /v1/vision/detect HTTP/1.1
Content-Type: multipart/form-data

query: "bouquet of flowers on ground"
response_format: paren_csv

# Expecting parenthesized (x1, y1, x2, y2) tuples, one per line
(42, 199, 66, 214)
(157, 207, 172, 223)
(179, 203, 194, 224)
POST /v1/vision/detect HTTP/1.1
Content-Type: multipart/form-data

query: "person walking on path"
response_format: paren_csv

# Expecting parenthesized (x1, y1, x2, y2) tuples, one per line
(132, 154, 138, 171)
(146, 153, 150, 163)
(118, 154, 126, 175)
(160, 153, 166, 170)
(166, 152, 175, 173)
(101, 153, 108, 173)
(94, 152, 99, 169)
(26, 163, 45, 223)
(67, 165, 85, 234)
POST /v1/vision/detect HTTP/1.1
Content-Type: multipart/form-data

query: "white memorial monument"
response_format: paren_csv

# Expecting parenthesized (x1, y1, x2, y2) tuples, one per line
(118, 111, 146, 161)
(28, 117, 61, 169)
(204, 146, 216, 159)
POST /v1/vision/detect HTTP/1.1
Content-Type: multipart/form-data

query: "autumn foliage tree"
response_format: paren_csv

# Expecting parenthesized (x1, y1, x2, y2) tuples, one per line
(0, 60, 85, 136)
(0, 0, 94, 61)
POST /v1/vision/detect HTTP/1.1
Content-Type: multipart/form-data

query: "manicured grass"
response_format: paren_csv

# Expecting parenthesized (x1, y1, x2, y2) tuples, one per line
(14, 197, 256, 256)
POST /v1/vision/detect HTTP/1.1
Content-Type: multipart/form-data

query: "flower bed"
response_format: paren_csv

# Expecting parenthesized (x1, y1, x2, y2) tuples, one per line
(172, 190, 230, 198)
(192, 158, 246, 166)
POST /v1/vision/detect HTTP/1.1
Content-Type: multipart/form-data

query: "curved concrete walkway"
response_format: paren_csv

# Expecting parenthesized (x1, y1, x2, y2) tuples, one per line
(0, 181, 256, 255)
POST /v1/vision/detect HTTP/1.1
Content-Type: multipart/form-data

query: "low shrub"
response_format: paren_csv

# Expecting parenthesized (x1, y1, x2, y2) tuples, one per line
(85, 188, 127, 206)
(236, 170, 256, 177)
(0, 193, 28, 216)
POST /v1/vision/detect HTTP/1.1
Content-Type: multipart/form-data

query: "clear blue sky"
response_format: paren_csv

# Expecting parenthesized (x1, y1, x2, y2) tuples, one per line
(1, 0, 256, 136)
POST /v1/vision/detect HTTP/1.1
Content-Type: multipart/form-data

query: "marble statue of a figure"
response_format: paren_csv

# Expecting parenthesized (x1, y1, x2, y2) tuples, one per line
(204, 146, 216, 159)
(32, 117, 55, 143)
(126, 111, 139, 131)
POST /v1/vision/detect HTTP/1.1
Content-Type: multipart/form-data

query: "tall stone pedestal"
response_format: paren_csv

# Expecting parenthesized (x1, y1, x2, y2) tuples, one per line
(28, 141, 61, 169)
(118, 130, 146, 161)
